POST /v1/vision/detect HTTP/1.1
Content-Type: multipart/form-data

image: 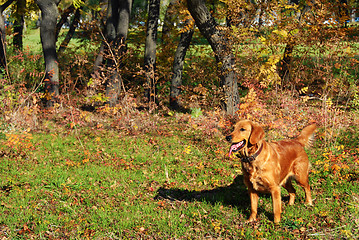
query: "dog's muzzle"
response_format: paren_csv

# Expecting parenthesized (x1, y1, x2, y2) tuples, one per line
(228, 140, 246, 157)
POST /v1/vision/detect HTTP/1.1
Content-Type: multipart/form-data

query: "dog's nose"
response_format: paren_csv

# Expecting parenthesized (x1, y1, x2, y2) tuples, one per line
(226, 135, 232, 142)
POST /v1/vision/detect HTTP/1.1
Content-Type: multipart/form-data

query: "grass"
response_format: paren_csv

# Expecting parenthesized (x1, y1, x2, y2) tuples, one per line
(0, 113, 358, 239)
(19, 28, 94, 54)
(22, 28, 42, 53)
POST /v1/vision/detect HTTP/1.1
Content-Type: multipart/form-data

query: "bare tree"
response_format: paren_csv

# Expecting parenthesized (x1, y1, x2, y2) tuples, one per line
(58, 7, 82, 54)
(13, 0, 26, 50)
(100, 0, 133, 106)
(144, 0, 160, 103)
(0, 0, 15, 76)
(36, 0, 60, 107)
(170, 23, 194, 110)
(56, 4, 75, 39)
(278, 0, 311, 86)
(161, 0, 176, 45)
(187, 0, 239, 115)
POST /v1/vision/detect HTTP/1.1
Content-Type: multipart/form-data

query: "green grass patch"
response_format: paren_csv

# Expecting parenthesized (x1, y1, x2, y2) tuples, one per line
(18, 28, 42, 53)
(0, 117, 358, 239)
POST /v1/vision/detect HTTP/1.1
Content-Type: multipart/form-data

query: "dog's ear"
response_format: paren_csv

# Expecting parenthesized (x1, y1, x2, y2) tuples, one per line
(249, 122, 264, 145)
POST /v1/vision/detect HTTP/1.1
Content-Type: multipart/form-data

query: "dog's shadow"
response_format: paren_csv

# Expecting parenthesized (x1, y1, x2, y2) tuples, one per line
(155, 175, 274, 220)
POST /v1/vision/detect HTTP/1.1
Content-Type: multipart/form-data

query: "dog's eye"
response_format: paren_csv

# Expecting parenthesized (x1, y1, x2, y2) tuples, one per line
(240, 128, 246, 131)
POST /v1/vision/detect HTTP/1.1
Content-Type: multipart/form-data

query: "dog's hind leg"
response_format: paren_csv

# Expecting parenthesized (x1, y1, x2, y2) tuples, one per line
(294, 159, 313, 205)
(296, 177, 313, 205)
(283, 179, 296, 205)
(294, 170, 313, 205)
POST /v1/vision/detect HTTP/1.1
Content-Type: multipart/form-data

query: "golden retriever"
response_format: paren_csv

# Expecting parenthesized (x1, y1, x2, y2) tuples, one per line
(226, 120, 316, 223)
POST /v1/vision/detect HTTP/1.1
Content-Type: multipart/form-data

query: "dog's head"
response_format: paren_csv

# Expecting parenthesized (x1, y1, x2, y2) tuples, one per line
(226, 120, 264, 157)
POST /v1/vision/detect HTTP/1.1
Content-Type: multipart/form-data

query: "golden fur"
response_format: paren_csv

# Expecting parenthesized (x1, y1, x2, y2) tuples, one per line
(226, 120, 316, 223)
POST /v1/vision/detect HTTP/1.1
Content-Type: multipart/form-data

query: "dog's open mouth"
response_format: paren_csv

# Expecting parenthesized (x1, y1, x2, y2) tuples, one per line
(229, 140, 246, 157)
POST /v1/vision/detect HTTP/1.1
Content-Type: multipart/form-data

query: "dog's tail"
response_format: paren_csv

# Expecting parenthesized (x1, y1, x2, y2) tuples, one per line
(296, 123, 317, 148)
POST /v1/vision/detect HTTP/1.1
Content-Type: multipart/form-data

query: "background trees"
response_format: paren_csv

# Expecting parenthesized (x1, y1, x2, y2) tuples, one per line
(187, 0, 240, 115)
(36, 0, 60, 107)
(144, 0, 160, 103)
(0, 0, 358, 115)
(0, 0, 14, 75)
(101, 0, 133, 106)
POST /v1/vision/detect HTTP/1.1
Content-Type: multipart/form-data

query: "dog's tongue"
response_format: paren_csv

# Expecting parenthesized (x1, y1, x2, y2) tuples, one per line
(228, 141, 244, 157)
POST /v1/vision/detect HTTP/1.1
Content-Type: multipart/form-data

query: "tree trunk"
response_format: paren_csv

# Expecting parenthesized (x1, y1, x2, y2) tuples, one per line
(36, 0, 60, 107)
(170, 24, 194, 110)
(92, 0, 108, 73)
(278, 43, 293, 87)
(0, 15, 5, 74)
(144, 0, 160, 103)
(93, 42, 105, 72)
(0, 0, 14, 75)
(161, 0, 176, 45)
(13, 0, 25, 50)
(103, 0, 132, 106)
(104, 0, 121, 106)
(186, 0, 239, 115)
(56, 4, 75, 40)
(278, 1, 310, 87)
(13, 15, 24, 50)
(58, 7, 81, 54)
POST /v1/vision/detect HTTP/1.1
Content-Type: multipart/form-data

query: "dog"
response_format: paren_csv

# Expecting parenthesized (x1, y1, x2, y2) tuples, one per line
(226, 120, 316, 223)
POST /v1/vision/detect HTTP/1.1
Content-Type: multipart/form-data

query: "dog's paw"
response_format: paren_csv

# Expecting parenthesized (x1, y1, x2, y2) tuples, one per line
(245, 216, 257, 224)
(305, 202, 313, 207)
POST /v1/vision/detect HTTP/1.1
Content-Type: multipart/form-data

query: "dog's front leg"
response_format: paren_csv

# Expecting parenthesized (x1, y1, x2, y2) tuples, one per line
(271, 186, 282, 223)
(248, 189, 259, 222)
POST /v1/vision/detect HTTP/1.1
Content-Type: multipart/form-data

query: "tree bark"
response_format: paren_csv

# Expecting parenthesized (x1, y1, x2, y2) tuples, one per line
(144, 0, 160, 103)
(92, 0, 108, 73)
(0, 0, 15, 75)
(56, 4, 75, 40)
(13, 16, 24, 50)
(58, 7, 81, 54)
(278, 1, 310, 87)
(13, 0, 25, 50)
(278, 43, 293, 86)
(186, 0, 239, 115)
(103, 0, 132, 106)
(170, 24, 194, 110)
(161, 0, 176, 45)
(36, 0, 60, 107)
(0, 15, 5, 74)
(93, 42, 105, 72)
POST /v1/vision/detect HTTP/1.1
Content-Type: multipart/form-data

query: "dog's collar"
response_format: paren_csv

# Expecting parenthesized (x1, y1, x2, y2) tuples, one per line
(240, 144, 263, 163)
